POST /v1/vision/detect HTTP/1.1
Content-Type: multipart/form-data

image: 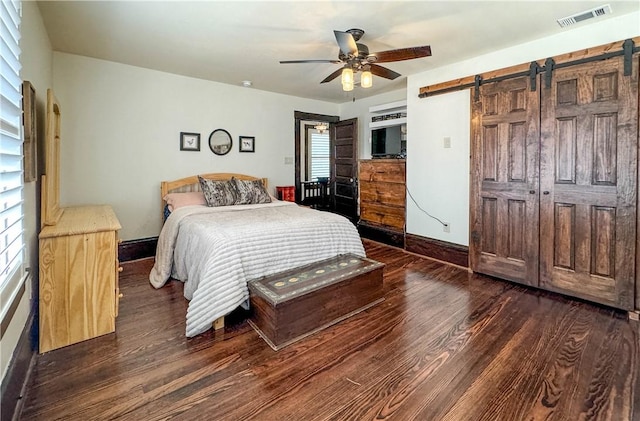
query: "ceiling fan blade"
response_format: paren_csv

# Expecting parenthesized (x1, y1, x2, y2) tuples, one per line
(320, 67, 344, 84)
(369, 46, 432, 63)
(370, 64, 401, 80)
(334, 30, 358, 56)
(280, 59, 342, 64)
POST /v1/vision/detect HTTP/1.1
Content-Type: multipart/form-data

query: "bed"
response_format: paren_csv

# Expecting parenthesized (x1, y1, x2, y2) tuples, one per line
(149, 173, 366, 337)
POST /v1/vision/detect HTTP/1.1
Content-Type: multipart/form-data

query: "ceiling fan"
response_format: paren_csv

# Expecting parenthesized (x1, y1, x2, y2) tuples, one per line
(279, 28, 432, 90)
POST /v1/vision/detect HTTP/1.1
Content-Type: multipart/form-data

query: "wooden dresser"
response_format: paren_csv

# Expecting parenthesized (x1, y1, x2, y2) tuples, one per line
(358, 159, 406, 246)
(39, 205, 122, 353)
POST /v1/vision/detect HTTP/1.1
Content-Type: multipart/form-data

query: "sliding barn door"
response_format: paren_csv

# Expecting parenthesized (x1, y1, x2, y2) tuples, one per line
(470, 76, 541, 286)
(539, 56, 638, 309)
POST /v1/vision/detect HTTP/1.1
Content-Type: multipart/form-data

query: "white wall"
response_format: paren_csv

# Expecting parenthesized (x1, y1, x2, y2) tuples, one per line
(52, 53, 340, 240)
(1, 1, 52, 382)
(406, 10, 640, 247)
(407, 90, 470, 245)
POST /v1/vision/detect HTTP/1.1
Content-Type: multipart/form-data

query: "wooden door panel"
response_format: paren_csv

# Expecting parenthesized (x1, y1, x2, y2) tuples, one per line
(554, 117, 577, 184)
(507, 199, 526, 261)
(480, 197, 497, 254)
(470, 76, 540, 286)
(335, 143, 354, 159)
(552, 203, 575, 270)
(335, 163, 353, 178)
(591, 206, 616, 277)
(508, 123, 527, 182)
(539, 55, 637, 310)
(332, 118, 358, 219)
(482, 125, 498, 181)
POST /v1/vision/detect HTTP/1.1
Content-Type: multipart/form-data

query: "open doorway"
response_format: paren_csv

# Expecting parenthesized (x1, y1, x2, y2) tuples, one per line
(300, 123, 330, 208)
(294, 111, 359, 220)
(294, 111, 338, 205)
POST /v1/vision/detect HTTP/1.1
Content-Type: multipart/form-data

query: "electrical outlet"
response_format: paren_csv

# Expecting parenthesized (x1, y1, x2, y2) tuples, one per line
(284, 156, 293, 165)
(443, 137, 451, 148)
(443, 223, 450, 233)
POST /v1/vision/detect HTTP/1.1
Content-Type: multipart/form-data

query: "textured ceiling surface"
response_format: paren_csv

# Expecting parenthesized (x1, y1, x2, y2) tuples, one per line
(37, 1, 640, 103)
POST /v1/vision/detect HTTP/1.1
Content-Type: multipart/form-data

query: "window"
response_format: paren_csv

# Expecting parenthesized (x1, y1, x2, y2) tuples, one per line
(309, 131, 329, 180)
(0, 0, 24, 318)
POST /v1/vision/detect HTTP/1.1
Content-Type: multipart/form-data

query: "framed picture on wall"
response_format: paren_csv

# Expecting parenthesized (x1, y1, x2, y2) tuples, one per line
(22, 81, 37, 182)
(239, 136, 255, 153)
(180, 132, 200, 151)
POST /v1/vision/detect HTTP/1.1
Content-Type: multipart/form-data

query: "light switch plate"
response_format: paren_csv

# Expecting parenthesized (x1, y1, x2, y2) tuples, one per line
(443, 137, 451, 148)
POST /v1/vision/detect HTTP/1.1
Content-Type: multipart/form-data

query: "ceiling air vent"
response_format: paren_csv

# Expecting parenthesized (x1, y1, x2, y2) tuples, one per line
(557, 4, 612, 28)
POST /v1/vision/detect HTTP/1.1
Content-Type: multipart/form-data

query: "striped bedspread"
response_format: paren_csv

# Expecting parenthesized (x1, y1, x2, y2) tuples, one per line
(149, 201, 365, 337)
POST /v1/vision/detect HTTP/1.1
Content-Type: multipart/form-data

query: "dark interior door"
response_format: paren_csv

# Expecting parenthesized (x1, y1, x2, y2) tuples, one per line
(539, 55, 637, 309)
(470, 76, 541, 287)
(331, 118, 358, 220)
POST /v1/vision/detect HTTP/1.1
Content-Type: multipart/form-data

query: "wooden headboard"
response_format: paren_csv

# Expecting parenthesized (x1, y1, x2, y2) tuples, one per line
(160, 172, 269, 215)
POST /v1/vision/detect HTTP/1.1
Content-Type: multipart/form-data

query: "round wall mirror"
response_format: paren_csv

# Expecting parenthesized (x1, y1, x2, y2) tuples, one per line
(208, 129, 232, 155)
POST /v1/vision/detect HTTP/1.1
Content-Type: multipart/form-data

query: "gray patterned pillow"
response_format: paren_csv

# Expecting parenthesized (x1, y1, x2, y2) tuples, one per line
(198, 176, 238, 207)
(232, 177, 272, 205)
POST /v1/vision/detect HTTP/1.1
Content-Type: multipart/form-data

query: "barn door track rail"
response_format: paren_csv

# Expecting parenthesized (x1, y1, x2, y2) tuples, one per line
(419, 38, 639, 100)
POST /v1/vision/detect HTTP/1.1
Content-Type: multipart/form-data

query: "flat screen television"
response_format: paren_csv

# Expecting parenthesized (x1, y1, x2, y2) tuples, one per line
(371, 125, 402, 157)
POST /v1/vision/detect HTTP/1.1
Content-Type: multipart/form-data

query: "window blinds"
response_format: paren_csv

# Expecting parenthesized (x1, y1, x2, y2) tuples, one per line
(0, 0, 24, 316)
(310, 132, 330, 180)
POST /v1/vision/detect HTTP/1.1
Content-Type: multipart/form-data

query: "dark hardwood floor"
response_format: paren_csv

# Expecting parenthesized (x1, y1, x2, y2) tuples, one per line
(19, 240, 639, 420)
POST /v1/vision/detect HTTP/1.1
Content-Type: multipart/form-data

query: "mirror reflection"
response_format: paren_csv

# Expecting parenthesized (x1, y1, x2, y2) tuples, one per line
(209, 129, 232, 155)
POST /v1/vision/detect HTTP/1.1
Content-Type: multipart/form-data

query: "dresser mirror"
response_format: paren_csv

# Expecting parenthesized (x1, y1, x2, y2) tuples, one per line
(42, 89, 63, 226)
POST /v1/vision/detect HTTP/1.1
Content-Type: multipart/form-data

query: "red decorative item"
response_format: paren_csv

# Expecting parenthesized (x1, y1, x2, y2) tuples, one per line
(276, 186, 295, 202)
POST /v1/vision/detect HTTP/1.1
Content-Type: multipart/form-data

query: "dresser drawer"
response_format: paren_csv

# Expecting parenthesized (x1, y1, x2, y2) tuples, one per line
(360, 203, 405, 230)
(359, 160, 405, 183)
(360, 182, 406, 207)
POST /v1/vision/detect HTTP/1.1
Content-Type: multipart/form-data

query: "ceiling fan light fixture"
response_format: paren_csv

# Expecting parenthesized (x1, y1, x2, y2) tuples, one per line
(361, 68, 373, 88)
(341, 67, 354, 91)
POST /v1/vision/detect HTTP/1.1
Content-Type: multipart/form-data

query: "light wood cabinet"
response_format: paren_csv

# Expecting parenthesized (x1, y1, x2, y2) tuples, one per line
(359, 159, 406, 232)
(39, 205, 122, 353)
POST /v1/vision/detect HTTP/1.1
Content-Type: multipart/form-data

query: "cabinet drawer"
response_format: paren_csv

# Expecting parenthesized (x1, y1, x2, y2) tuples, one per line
(359, 161, 405, 183)
(360, 203, 405, 230)
(360, 182, 406, 207)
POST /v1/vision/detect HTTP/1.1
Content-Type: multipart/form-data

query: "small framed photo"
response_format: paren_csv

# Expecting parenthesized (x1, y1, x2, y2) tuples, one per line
(180, 132, 200, 151)
(239, 136, 255, 153)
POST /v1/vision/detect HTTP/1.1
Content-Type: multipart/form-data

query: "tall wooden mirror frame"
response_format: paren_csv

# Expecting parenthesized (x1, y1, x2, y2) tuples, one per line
(41, 89, 63, 227)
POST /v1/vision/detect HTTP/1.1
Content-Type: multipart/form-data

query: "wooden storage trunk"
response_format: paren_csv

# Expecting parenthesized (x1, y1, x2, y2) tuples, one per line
(248, 254, 384, 350)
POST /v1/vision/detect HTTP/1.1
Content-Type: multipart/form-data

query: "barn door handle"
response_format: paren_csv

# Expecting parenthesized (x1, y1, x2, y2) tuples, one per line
(529, 190, 535, 194)
(543, 191, 550, 195)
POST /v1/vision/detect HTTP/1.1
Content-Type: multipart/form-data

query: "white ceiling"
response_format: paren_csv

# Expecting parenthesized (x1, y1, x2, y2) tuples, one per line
(37, 1, 640, 103)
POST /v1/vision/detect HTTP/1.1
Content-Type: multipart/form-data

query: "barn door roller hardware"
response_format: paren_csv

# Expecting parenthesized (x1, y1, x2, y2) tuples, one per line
(623, 38, 634, 76)
(544, 58, 555, 89)
(529, 61, 542, 91)
(473, 75, 482, 101)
